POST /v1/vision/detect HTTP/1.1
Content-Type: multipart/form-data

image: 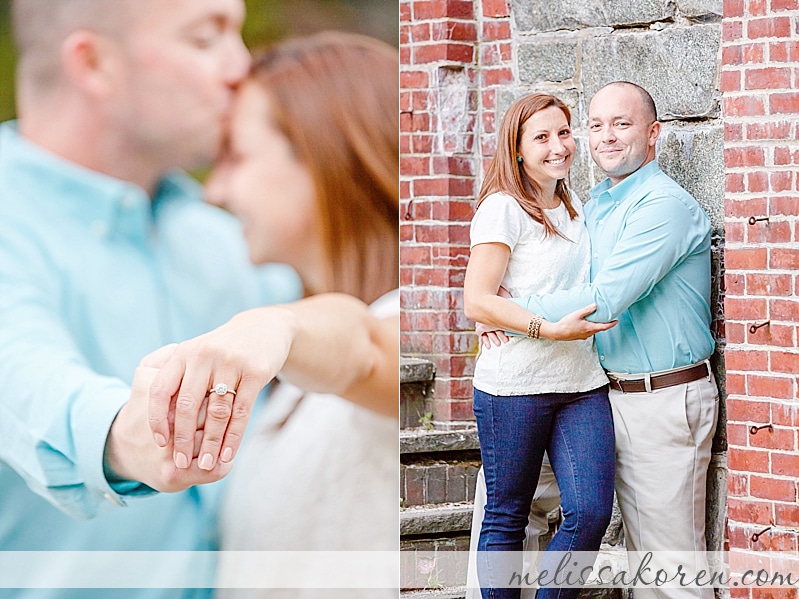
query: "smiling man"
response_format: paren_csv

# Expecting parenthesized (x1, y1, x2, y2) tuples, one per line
(0, 1, 299, 598)
(507, 81, 719, 599)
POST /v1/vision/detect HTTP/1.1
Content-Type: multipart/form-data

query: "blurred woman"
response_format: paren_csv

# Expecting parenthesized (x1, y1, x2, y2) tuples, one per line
(144, 32, 399, 597)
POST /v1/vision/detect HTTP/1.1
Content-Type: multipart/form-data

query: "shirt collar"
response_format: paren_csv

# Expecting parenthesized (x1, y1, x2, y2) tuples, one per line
(0, 121, 199, 241)
(589, 160, 662, 205)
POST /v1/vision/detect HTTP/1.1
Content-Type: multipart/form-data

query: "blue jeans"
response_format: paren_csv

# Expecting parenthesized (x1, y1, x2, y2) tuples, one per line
(474, 386, 615, 599)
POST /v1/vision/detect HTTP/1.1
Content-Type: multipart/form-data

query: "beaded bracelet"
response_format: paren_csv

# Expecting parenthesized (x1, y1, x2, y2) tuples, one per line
(527, 314, 543, 339)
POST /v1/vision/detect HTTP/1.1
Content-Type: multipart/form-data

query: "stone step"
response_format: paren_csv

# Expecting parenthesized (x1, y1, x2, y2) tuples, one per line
(401, 502, 474, 537)
(401, 587, 466, 599)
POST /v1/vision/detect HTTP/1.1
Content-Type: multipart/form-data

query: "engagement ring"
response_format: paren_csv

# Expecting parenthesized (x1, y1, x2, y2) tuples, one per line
(211, 383, 237, 396)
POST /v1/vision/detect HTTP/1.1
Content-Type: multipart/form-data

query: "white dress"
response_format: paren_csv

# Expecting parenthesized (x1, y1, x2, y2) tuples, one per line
(215, 290, 399, 598)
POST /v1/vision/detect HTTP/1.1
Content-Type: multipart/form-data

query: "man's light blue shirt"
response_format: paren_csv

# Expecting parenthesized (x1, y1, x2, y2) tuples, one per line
(511, 161, 715, 374)
(0, 123, 301, 598)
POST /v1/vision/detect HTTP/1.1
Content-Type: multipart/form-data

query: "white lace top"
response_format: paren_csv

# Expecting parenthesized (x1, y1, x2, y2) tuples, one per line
(470, 192, 608, 395)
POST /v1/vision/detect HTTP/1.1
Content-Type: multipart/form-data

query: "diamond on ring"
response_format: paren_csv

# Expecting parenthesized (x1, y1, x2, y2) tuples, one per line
(211, 383, 236, 396)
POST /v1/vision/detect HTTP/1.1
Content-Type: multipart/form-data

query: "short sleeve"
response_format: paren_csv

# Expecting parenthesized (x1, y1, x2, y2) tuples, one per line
(470, 193, 524, 251)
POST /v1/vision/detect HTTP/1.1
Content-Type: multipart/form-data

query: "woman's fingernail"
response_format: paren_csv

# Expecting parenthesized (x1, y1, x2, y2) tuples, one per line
(154, 433, 167, 447)
(175, 452, 189, 469)
(221, 447, 234, 463)
(199, 453, 214, 470)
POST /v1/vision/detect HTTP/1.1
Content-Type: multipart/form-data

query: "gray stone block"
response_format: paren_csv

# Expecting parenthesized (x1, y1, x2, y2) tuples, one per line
(656, 124, 724, 233)
(400, 503, 475, 536)
(400, 427, 480, 454)
(402, 357, 437, 384)
(581, 25, 721, 119)
(677, 0, 722, 18)
(519, 41, 578, 83)
(511, 0, 674, 34)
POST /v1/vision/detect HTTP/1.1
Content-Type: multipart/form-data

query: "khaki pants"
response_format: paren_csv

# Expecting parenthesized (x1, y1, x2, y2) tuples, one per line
(610, 374, 719, 599)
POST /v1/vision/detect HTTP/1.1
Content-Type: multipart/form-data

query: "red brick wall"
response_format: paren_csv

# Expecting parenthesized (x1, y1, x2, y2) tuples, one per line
(400, 0, 513, 422)
(722, 0, 799, 594)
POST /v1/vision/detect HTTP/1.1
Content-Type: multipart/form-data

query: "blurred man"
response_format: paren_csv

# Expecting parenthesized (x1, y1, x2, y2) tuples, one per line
(0, 1, 299, 597)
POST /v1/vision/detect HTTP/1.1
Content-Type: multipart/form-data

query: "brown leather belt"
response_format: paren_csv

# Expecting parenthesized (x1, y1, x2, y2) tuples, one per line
(607, 361, 711, 393)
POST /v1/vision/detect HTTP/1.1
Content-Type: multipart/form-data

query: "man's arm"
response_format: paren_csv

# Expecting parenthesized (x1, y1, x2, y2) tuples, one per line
(511, 195, 709, 322)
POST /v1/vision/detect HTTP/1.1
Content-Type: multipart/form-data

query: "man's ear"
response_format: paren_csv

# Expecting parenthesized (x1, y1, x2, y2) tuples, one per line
(60, 29, 121, 99)
(648, 120, 661, 147)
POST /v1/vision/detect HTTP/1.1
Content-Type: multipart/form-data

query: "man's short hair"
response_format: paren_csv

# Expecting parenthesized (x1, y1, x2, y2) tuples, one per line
(600, 81, 658, 123)
(12, 0, 141, 92)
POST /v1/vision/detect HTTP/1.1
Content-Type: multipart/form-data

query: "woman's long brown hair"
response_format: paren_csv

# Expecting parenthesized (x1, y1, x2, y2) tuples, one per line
(250, 32, 399, 304)
(477, 93, 578, 237)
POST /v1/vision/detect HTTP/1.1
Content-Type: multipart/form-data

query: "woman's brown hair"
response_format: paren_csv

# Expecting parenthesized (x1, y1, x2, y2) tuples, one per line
(477, 93, 578, 237)
(250, 32, 399, 304)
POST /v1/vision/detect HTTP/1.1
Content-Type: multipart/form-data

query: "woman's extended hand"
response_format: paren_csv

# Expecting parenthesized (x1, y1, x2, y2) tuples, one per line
(147, 308, 295, 472)
(543, 303, 617, 341)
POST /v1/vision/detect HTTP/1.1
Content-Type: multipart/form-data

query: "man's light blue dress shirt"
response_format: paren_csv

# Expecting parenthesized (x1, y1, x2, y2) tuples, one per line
(511, 161, 715, 374)
(0, 123, 301, 598)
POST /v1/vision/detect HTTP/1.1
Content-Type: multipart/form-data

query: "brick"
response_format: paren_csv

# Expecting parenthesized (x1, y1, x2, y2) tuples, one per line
(772, 351, 799, 375)
(724, 297, 767, 320)
(771, 401, 799, 427)
(402, 331, 434, 353)
(772, 453, 799, 476)
(726, 172, 746, 193)
(404, 465, 425, 505)
(747, 419, 795, 448)
(723, 19, 744, 42)
(747, 171, 769, 193)
(747, 221, 792, 244)
(400, 1, 411, 21)
(746, 273, 793, 297)
(745, 68, 792, 89)
(726, 146, 766, 167)
(402, 245, 433, 267)
(724, 95, 766, 117)
(721, 70, 741, 92)
(401, 156, 431, 177)
(483, 0, 510, 17)
(725, 0, 745, 15)
(775, 504, 799, 527)
(727, 497, 772, 524)
(756, 529, 797, 552)
(746, 120, 792, 140)
(482, 21, 511, 41)
(771, 93, 799, 114)
(482, 67, 513, 86)
(770, 249, 799, 270)
(771, 171, 794, 192)
(727, 372, 747, 396)
(772, 0, 799, 9)
(729, 471, 749, 496)
(401, 70, 430, 89)
(746, 376, 794, 406)
(769, 40, 799, 62)
(748, 0, 767, 15)
(413, 266, 449, 286)
(748, 17, 792, 38)
(447, 398, 475, 420)
(771, 196, 799, 216)
(729, 448, 771, 473)
(726, 122, 744, 142)
(750, 475, 796, 502)
(769, 299, 799, 321)
(749, 324, 796, 348)
(725, 349, 770, 372)
(726, 197, 769, 218)
(435, 21, 477, 42)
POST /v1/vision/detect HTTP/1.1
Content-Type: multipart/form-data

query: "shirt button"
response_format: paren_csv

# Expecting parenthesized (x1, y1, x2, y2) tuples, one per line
(121, 194, 137, 209)
(615, 201, 620, 206)
(593, 253, 599, 259)
(103, 492, 123, 506)
(600, 355, 605, 361)
(91, 221, 109, 238)
(598, 220, 604, 225)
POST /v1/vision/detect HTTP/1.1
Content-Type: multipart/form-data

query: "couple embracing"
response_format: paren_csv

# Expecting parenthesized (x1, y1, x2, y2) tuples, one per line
(464, 82, 719, 599)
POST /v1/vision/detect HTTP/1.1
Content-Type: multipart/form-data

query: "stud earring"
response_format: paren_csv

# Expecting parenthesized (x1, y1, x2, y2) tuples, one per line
(517, 156, 523, 163)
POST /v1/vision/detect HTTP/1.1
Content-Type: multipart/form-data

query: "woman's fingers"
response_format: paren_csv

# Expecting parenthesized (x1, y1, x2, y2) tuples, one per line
(196, 369, 241, 470)
(216, 377, 264, 464)
(170, 360, 212, 469)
